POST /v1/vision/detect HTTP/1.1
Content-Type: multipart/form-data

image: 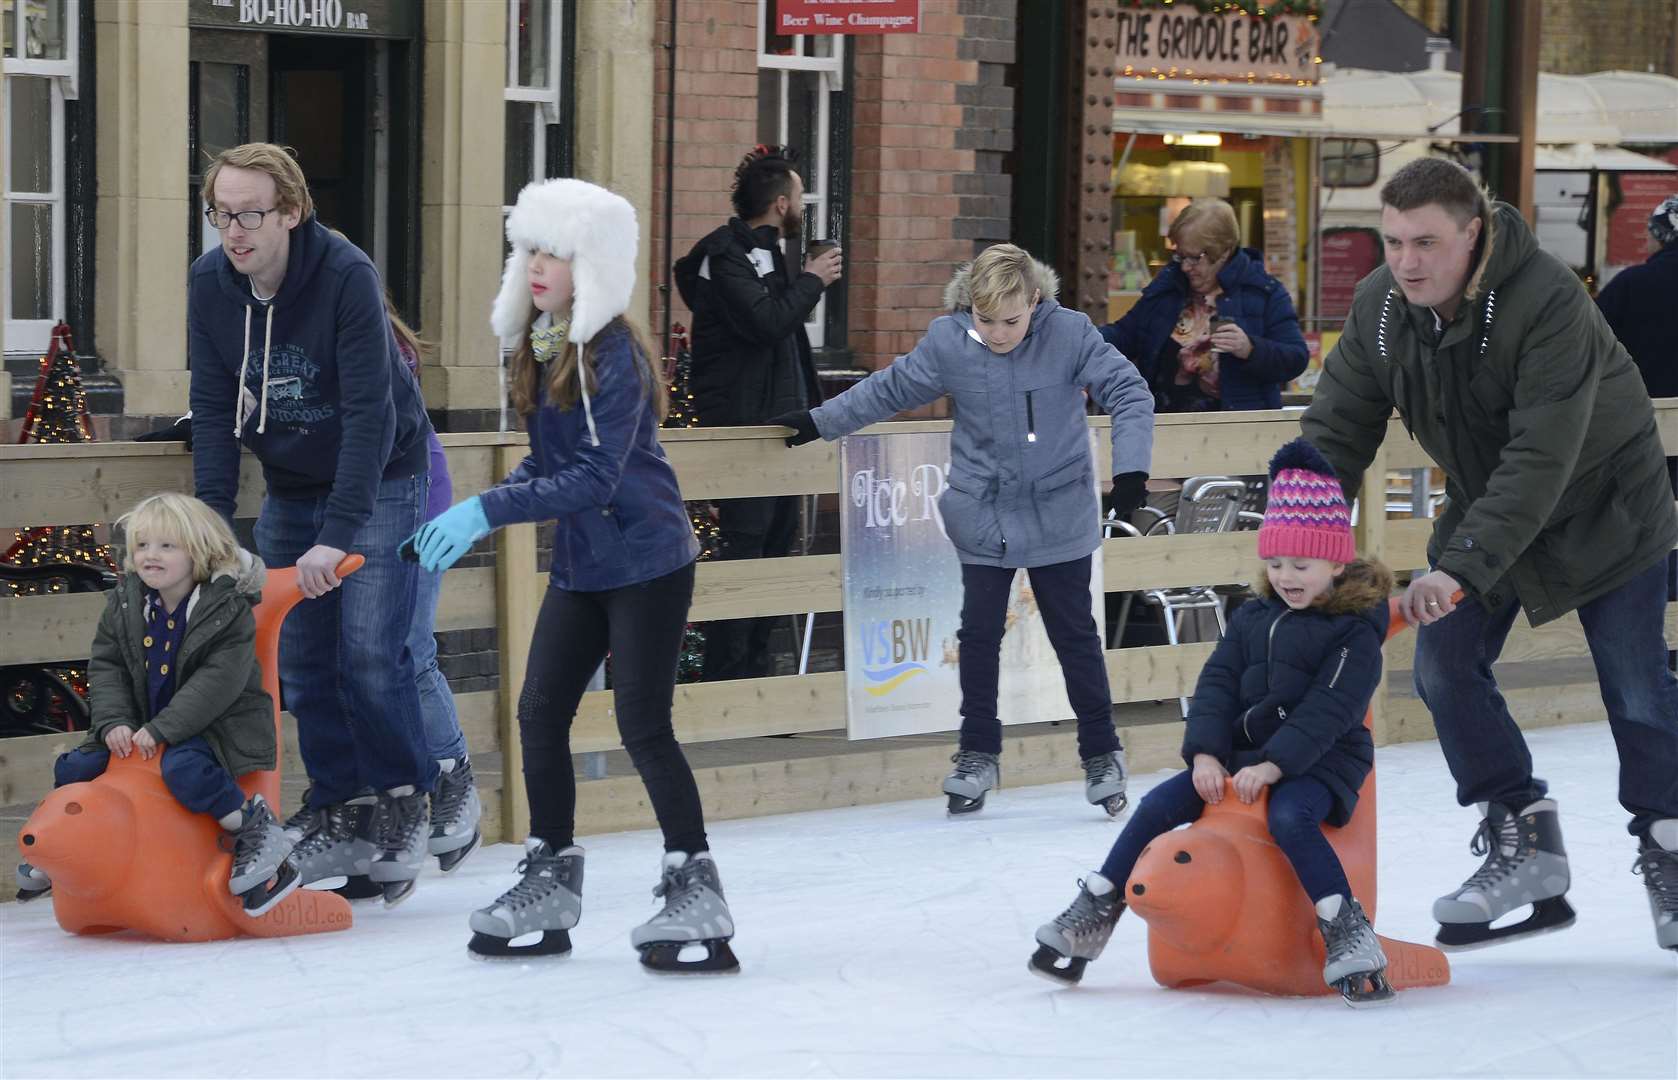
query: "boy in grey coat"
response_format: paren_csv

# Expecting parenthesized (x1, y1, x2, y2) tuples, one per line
(770, 243, 1154, 815)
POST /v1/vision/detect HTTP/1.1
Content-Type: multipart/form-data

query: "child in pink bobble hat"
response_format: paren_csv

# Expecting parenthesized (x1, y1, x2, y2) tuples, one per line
(1030, 437, 1401, 1004)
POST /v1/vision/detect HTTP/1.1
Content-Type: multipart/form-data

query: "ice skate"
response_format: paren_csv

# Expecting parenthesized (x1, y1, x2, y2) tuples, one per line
(1029, 873, 1124, 986)
(15, 861, 51, 903)
(1433, 798, 1575, 951)
(943, 749, 1000, 816)
(467, 839, 583, 960)
(292, 795, 378, 900)
(429, 756, 482, 873)
(225, 794, 300, 917)
(1082, 750, 1128, 817)
(368, 785, 430, 907)
(1633, 818, 1678, 952)
(280, 787, 320, 843)
(632, 851, 740, 975)
(1316, 894, 1395, 1007)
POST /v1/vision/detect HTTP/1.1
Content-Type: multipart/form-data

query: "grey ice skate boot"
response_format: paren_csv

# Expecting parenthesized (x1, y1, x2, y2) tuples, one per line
(943, 749, 1000, 815)
(1316, 894, 1394, 1007)
(368, 785, 431, 907)
(1082, 750, 1128, 817)
(632, 851, 739, 974)
(1029, 873, 1124, 985)
(226, 794, 300, 917)
(1634, 818, 1678, 952)
(429, 757, 482, 873)
(292, 796, 377, 894)
(15, 861, 50, 903)
(467, 838, 583, 960)
(1433, 798, 1574, 951)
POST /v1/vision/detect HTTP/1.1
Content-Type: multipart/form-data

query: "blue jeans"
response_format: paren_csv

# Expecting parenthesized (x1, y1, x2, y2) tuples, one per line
(957, 556, 1120, 759)
(1414, 555, 1678, 835)
(1098, 770, 1352, 903)
(412, 563, 468, 765)
(254, 474, 437, 808)
(55, 737, 245, 819)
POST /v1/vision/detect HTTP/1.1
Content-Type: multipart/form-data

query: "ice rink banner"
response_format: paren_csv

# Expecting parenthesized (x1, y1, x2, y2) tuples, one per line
(839, 428, 1104, 740)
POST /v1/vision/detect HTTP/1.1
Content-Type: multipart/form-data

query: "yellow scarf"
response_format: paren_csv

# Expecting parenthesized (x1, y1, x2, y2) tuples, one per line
(529, 318, 571, 364)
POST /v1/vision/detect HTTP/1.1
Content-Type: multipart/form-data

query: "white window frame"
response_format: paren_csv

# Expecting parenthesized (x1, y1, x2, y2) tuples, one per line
(757, 0, 842, 348)
(3, 0, 77, 355)
(503, 0, 564, 213)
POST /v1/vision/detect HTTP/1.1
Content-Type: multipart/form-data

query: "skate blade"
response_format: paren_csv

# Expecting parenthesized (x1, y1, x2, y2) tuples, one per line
(380, 879, 418, 908)
(946, 793, 987, 817)
(326, 875, 386, 902)
(434, 830, 482, 874)
(638, 940, 741, 975)
(15, 886, 51, 904)
(1028, 944, 1087, 986)
(239, 860, 302, 918)
(1097, 794, 1128, 818)
(1335, 971, 1397, 1008)
(1435, 896, 1577, 952)
(467, 930, 573, 961)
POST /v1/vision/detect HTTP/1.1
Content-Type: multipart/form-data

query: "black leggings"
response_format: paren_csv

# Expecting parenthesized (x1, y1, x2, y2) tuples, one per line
(518, 560, 708, 854)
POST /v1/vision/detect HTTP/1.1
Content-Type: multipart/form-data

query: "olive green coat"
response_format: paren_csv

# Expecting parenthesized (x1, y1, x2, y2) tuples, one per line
(82, 553, 275, 775)
(1303, 203, 1676, 626)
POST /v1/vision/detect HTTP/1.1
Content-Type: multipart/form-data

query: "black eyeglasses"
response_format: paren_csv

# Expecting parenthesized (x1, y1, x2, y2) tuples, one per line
(204, 207, 282, 231)
(1172, 250, 1214, 267)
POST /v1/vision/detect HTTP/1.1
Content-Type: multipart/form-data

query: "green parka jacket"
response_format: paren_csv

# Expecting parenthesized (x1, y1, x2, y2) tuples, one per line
(1302, 203, 1676, 626)
(82, 550, 276, 775)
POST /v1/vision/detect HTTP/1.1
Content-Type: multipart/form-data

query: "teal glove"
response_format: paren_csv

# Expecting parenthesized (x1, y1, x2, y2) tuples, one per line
(405, 496, 491, 573)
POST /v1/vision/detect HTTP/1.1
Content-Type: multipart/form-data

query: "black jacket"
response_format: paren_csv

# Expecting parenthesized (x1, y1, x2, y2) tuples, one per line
(673, 218, 824, 426)
(1596, 244, 1678, 400)
(1180, 561, 1393, 825)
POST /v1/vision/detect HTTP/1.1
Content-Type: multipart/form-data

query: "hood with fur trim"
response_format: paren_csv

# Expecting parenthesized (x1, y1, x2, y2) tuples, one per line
(491, 179, 639, 349)
(940, 256, 1061, 312)
(1256, 557, 1394, 618)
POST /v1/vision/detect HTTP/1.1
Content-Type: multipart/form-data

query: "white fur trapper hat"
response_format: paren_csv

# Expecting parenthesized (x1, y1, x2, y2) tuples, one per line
(490, 178, 639, 349)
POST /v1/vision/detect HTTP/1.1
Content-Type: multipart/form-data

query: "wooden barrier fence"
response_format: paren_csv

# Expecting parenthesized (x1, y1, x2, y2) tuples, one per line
(3, 405, 1675, 850)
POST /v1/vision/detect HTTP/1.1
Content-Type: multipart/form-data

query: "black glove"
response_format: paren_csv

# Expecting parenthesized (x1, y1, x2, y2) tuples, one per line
(768, 409, 819, 447)
(135, 415, 193, 449)
(1106, 471, 1148, 519)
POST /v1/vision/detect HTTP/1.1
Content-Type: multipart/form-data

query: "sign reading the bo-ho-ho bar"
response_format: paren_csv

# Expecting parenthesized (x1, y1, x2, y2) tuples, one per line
(776, 0, 920, 36)
(190, 0, 415, 39)
(1115, 9, 1319, 85)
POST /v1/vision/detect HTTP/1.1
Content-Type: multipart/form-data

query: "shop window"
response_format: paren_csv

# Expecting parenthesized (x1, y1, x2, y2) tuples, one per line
(1323, 138, 1379, 189)
(756, 1, 847, 353)
(504, 0, 573, 211)
(3, 0, 77, 355)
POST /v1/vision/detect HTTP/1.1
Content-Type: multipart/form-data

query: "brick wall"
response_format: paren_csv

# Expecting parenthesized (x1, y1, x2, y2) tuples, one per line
(650, 0, 761, 354)
(1391, 0, 1676, 76)
(652, 1, 1022, 390)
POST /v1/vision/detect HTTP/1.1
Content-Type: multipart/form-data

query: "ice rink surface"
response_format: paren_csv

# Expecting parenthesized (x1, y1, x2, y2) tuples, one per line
(4, 722, 1674, 1079)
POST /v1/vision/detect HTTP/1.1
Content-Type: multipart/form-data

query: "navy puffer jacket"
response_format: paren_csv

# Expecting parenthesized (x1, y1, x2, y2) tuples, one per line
(1100, 247, 1308, 410)
(1180, 560, 1393, 825)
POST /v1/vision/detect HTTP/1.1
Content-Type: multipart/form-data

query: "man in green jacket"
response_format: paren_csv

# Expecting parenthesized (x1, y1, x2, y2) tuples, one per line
(1302, 158, 1678, 954)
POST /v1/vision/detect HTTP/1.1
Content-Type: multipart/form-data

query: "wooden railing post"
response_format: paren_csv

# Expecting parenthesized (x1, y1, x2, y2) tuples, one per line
(1356, 440, 1394, 746)
(493, 445, 539, 843)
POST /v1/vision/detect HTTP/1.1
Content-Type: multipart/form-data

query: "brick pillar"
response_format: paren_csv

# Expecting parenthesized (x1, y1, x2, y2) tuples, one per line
(651, 0, 760, 354)
(1060, 0, 1115, 322)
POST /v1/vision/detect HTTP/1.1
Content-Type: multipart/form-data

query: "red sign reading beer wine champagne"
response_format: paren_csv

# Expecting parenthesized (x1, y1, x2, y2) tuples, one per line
(776, 0, 920, 35)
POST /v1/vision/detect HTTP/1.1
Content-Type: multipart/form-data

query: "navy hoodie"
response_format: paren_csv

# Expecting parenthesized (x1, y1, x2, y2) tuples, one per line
(189, 217, 431, 550)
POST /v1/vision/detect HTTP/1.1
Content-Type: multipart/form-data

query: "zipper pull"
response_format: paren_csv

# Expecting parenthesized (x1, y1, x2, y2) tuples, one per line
(1025, 389, 1037, 443)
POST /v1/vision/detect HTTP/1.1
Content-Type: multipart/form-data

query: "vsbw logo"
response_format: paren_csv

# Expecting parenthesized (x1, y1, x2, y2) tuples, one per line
(858, 617, 931, 697)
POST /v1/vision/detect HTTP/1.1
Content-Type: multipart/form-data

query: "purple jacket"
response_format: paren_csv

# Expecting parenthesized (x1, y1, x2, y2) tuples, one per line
(398, 338, 452, 520)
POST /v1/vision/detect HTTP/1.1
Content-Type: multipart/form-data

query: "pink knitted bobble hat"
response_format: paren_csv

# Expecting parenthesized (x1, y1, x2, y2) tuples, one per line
(1256, 437, 1357, 564)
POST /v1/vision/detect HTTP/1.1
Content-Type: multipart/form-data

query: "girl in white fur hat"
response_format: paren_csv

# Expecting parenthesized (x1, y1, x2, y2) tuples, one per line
(405, 178, 738, 973)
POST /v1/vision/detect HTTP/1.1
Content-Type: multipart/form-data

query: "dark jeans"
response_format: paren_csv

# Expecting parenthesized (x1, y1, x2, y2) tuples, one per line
(254, 474, 437, 807)
(1414, 555, 1678, 836)
(1098, 770, 1352, 903)
(957, 556, 1120, 759)
(519, 560, 708, 854)
(55, 737, 246, 820)
(701, 494, 800, 682)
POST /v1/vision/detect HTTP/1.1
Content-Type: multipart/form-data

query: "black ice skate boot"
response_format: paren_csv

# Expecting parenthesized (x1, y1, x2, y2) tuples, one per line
(225, 794, 300, 917)
(429, 756, 482, 873)
(1433, 798, 1574, 951)
(368, 785, 431, 907)
(1633, 818, 1678, 952)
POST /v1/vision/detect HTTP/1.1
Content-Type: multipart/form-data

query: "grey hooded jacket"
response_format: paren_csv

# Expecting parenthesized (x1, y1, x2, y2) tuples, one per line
(811, 258, 1154, 568)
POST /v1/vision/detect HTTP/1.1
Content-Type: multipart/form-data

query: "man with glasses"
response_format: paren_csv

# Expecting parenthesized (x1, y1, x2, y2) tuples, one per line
(188, 143, 438, 906)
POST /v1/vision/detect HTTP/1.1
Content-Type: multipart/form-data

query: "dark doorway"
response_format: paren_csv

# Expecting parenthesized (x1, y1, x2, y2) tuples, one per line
(270, 36, 369, 251)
